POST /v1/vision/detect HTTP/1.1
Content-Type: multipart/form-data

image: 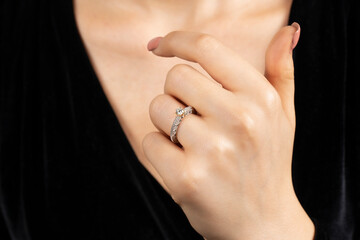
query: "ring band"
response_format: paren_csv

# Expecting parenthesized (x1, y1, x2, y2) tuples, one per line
(170, 106, 196, 144)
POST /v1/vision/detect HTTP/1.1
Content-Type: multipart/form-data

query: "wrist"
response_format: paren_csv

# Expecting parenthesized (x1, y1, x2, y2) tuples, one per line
(228, 193, 315, 240)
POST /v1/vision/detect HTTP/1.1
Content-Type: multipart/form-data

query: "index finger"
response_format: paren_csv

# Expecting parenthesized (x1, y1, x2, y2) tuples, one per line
(148, 31, 267, 92)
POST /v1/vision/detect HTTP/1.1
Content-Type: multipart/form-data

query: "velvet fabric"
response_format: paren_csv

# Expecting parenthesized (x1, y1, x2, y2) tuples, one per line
(0, 0, 358, 239)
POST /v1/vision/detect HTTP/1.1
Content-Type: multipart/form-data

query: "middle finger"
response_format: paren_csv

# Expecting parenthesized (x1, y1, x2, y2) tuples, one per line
(165, 64, 232, 118)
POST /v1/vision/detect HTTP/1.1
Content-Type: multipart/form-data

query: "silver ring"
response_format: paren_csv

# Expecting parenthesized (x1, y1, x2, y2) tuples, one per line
(170, 106, 196, 144)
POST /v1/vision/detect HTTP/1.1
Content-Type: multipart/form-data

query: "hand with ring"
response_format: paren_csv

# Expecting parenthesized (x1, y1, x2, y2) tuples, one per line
(142, 24, 315, 240)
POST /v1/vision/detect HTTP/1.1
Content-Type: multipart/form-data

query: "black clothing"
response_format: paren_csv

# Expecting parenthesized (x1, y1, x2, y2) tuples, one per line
(0, 0, 358, 239)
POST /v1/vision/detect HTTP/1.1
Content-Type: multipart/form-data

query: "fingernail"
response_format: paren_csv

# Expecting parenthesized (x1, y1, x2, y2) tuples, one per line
(147, 37, 163, 51)
(291, 22, 301, 50)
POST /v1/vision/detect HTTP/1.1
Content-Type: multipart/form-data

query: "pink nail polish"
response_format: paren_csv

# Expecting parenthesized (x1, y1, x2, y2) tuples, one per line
(291, 22, 301, 50)
(147, 37, 163, 51)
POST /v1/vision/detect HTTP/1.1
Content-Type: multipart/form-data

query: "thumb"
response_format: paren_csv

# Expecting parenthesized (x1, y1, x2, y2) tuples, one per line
(265, 22, 300, 128)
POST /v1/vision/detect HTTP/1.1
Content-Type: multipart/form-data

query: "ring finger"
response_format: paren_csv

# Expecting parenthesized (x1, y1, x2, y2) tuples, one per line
(149, 94, 205, 149)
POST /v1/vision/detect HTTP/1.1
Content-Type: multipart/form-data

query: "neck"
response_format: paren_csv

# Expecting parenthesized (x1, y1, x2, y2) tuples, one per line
(119, 0, 255, 26)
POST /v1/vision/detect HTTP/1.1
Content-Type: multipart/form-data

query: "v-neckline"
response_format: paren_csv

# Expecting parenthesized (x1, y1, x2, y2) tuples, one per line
(61, 0, 297, 158)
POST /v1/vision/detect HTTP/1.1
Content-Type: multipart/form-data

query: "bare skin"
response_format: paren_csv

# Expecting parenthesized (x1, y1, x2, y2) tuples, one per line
(74, 0, 314, 239)
(74, 0, 292, 185)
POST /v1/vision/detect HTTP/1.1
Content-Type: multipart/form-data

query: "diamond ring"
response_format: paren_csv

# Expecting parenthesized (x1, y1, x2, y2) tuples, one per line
(170, 106, 196, 144)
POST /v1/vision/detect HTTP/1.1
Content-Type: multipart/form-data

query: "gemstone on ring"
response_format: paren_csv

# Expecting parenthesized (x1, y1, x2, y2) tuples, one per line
(176, 107, 185, 116)
(170, 106, 196, 144)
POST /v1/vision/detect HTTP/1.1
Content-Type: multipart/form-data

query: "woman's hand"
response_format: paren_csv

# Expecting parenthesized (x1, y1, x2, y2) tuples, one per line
(143, 24, 314, 240)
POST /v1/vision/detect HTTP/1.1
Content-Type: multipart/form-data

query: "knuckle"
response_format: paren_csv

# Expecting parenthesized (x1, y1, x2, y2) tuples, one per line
(238, 112, 257, 133)
(142, 132, 156, 151)
(176, 170, 199, 202)
(165, 31, 180, 48)
(149, 95, 166, 119)
(194, 34, 220, 56)
(167, 64, 191, 80)
(215, 100, 259, 135)
(165, 64, 191, 92)
(226, 109, 257, 134)
(203, 140, 235, 161)
(262, 88, 281, 112)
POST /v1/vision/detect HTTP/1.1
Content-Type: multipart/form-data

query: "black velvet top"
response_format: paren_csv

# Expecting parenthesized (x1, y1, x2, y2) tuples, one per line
(0, 0, 359, 239)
